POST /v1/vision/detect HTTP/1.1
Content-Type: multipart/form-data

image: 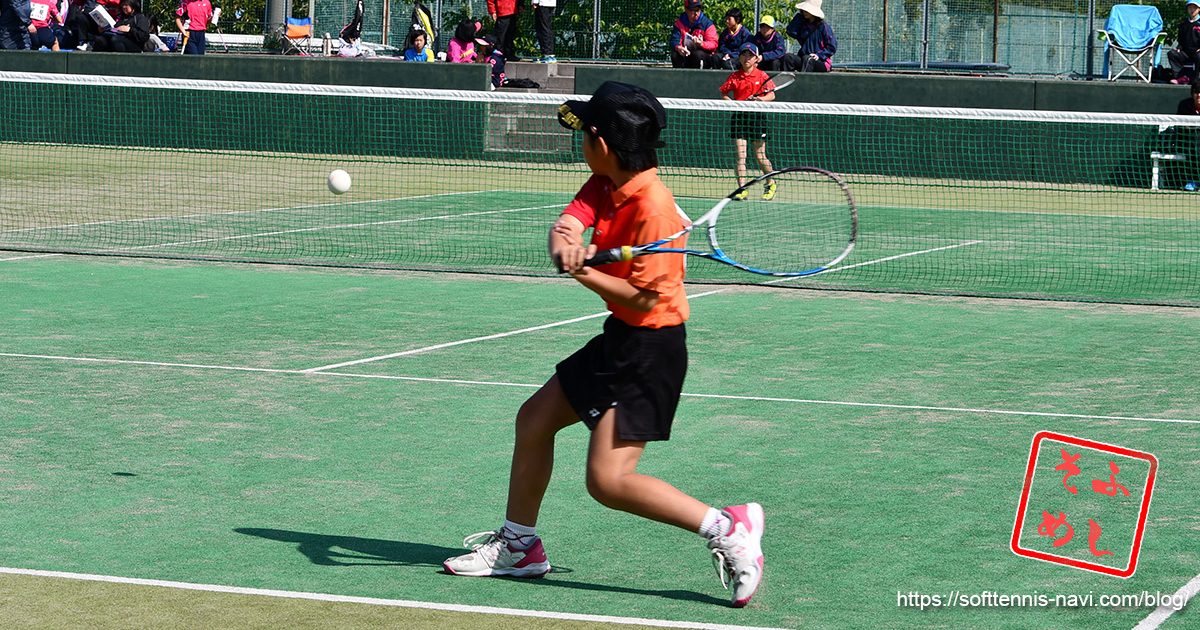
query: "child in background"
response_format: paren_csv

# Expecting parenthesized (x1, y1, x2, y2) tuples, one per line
(1168, 0, 1200, 85)
(476, 33, 505, 89)
(403, 29, 433, 61)
(719, 42, 777, 200)
(448, 18, 479, 63)
(174, 0, 211, 54)
(753, 14, 787, 71)
(714, 6, 751, 70)
(442, 80, 766, 609)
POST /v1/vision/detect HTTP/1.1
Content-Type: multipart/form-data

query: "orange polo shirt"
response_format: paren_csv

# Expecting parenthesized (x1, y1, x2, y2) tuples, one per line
(563, 168, 690, 329)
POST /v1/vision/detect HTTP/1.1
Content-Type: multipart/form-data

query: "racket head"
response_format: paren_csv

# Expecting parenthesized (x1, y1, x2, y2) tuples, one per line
(766, 72, 795, 93)
(714, 166, 857, 276)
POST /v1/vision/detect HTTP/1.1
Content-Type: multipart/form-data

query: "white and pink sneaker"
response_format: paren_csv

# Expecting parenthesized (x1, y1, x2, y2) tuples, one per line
(707, 503, 765, 607)
(443, 531, 551, 578)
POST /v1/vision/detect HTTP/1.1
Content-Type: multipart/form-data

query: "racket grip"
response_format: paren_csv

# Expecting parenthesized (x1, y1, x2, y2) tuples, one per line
(583, 246, 633, 267)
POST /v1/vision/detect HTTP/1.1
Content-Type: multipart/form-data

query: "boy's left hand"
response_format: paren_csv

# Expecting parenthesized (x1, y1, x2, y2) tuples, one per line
(556, 244, 598, 274)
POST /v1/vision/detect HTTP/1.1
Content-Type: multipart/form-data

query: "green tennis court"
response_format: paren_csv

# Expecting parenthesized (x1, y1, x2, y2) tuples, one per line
(2, 253, 1198, 630)
(2, 73, 1199, 629)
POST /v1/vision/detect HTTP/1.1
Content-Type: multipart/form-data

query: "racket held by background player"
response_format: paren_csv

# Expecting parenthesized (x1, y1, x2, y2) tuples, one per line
(752, 72, 795, 99)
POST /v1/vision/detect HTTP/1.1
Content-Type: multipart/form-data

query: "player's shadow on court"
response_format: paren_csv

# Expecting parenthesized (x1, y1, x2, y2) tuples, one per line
(235, 528, 459, 567)
(235, 527, 723, 605)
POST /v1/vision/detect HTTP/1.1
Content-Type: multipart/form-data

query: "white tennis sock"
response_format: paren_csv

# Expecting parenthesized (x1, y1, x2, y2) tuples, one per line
(698, 507, 732, 539)
(501, 519, 538, 549)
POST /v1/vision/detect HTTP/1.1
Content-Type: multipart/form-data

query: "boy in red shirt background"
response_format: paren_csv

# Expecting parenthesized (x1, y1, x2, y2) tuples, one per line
(719, 42, 777, 200)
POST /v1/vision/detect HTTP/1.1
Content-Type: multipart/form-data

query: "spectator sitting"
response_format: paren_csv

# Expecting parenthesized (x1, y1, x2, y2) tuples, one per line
(714, 6, 751, 70)
(90, 0, 147, 52)
(448, 18, 479, 63)
(670, 0, 716, 69)
(174, 0, 211, 55)
(1179, 81, 1200, 115)
(0, 0, 34, 49)
(754, 15, 787, 71)
(1168, 0, 1200, 85)
(404, 28, 433, 61)
(144, 14, 169, 51)
(786, 0, 837, 72)
(476, 33, 506, 90)
(71, 0, 120, 50)
(30, 0, 63, 50)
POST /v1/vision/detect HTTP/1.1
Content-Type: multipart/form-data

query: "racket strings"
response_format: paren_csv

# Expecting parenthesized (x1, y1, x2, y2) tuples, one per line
(713, 171, 855, 273)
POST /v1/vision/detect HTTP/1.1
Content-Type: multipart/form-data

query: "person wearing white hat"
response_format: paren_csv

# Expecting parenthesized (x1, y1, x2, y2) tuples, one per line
(1167, 0, 1200, 84)
(785, 0, 837, 72)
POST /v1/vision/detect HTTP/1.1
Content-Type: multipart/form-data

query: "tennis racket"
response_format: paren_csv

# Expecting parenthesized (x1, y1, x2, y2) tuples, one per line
(581, 166, 856, 277)
(752, 72, 795, 99)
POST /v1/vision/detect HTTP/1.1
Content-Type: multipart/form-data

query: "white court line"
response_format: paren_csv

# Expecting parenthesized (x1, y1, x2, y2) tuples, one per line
(764, 241, 984, 285)
(113, 203, 563, 252)
(303, 289, 730, 373)
(1, 352, 1194, 425)
(0, 567, 785, 630)
(0, 190, 504, 235)
(1132, 572, 1200, 630)
(0, 253, 63, 262)
(683, 393, 1200, 425)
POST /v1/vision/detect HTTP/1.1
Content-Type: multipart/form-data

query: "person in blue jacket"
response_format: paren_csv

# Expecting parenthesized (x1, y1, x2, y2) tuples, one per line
(753, 15, 787, 71)
(670, 0, 717, 69)
(0, 0, 33, 49)
(786, 0, 836, 72)
(714, 6, 752, 70)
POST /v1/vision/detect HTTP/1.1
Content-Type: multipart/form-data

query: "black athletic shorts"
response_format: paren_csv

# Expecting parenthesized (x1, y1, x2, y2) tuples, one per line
(556, 316, 687, 442)
(729, 110, 768, 141)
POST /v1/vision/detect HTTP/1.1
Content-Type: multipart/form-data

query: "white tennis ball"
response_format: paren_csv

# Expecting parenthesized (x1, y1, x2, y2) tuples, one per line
(327, 169, 352, 195)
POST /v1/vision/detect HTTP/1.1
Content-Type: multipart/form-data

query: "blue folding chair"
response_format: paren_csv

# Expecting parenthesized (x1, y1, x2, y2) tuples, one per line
(1097, 5, 1166, 82)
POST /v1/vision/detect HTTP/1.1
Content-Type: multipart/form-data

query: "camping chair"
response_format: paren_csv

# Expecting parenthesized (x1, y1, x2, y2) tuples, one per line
(1097, 5, 1166, 82)
(284, 16, 314, 55)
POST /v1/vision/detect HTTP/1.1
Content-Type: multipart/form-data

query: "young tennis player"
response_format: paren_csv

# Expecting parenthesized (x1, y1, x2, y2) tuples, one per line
(442, 81, 765, 608)
(174, 0, 212, 55)
(719, 43, 777, 201)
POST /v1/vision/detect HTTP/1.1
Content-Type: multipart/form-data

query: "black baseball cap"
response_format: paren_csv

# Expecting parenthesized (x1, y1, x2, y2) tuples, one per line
(557, 81, 667, 152)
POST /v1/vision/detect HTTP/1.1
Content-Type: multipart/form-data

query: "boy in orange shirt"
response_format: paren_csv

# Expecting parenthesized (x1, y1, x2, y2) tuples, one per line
(443, 81, 765, 608)
(719, 42, 777, 200)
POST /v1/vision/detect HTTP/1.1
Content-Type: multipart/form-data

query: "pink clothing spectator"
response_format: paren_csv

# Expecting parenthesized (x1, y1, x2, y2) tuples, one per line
(448, 37, 476, 63)
(176, 0, 211, 31)
(30, 0, 62, 28)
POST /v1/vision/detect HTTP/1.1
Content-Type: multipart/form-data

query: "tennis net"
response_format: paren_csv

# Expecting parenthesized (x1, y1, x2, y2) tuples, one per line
(1, 71, 1197, 306)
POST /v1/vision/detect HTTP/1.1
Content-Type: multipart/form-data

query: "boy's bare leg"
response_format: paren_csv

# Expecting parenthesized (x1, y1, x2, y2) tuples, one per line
(734, 138, 749, 186)
(583, 408, 708, 532)
(752, 140, 773, 174)
(505, 375, 580, 526)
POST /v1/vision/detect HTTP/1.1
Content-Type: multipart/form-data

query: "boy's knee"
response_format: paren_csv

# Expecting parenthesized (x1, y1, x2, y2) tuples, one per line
(585, 472, 614, 506)
(514, 393, 568, 440)
(585, 469, 627, 508)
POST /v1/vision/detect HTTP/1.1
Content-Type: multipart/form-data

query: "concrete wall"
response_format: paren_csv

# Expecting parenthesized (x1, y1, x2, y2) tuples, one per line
(0, 51, 490, 90)
(0, 51, 1191, 114)
(574, 66, 1192, 115)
